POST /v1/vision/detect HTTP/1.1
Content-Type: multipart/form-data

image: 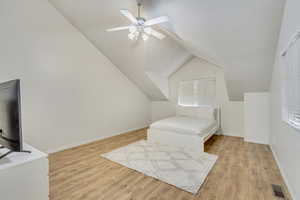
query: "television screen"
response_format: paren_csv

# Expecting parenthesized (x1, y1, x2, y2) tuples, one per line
(0, 79, 22, 152)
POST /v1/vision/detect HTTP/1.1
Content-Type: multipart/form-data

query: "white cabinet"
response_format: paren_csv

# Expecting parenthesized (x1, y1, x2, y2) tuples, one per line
(244, 93, 270, 144)
(0, 144, 48, 200)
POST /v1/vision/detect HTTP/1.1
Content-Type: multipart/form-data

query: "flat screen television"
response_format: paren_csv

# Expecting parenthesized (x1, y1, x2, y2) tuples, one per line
(0, 79, 30, 159)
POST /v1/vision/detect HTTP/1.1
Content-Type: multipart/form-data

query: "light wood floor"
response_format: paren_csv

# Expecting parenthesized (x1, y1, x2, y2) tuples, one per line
(49, 129, 292, 200)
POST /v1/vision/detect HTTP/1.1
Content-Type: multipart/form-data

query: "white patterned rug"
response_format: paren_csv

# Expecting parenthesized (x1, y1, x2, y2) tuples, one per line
(101, 140, 217, 194)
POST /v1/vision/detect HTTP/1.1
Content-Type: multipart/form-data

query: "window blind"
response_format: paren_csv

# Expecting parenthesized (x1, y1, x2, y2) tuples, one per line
(282, 31, 300, 130)
(178, 78, 216, 107)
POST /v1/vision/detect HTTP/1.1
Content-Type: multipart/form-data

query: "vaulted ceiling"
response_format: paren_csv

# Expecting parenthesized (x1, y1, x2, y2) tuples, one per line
(50, 0, 285, 101)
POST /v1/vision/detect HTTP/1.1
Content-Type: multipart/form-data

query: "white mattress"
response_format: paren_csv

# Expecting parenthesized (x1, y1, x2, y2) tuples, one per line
(150, 116, 217, 136)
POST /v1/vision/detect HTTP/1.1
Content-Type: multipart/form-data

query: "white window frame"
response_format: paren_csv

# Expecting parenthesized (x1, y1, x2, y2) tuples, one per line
(178, 77, 216, 107)
(281, 30, 300, 131)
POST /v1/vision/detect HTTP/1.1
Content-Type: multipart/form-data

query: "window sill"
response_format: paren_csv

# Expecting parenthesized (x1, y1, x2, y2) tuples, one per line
(178, 104, 212, 108)
(283, 119, 300, 132)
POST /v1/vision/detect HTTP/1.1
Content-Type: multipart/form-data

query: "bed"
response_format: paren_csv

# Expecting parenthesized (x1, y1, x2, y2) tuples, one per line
(147, 106, 220, 153)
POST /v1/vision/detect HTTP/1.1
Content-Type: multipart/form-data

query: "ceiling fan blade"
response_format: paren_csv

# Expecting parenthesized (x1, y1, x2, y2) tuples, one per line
(144, 27, 166, 40)
(144, 16, 169, 26)
(120, 9, 138, 24)
(106, 26, 131, 32)
(155, 26, 183, 42)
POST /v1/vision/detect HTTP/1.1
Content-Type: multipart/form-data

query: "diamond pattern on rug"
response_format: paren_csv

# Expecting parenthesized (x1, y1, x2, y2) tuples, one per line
(101, 140, 217, 194)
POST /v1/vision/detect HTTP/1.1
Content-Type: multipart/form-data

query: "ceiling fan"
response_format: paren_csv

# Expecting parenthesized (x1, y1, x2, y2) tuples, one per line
(106, 3, 169, 41)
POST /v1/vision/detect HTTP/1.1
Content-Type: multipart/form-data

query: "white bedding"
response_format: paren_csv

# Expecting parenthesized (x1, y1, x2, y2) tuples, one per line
(150, 116, 217, 136)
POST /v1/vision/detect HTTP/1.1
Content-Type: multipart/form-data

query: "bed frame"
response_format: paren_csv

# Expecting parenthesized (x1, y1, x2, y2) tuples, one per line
(147, 107, 220, 153)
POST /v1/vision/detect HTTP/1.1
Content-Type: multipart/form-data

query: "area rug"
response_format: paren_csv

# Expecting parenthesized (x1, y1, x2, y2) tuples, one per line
(101, 140, 217, 194)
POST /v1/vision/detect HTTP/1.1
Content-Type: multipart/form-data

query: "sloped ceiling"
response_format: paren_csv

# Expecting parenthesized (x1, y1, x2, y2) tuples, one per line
(50, 0, 285, 101)
(50, 0, 191, 100)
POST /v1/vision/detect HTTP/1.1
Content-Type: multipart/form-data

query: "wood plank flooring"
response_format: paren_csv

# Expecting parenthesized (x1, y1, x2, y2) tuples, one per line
(49, 128, 292, 200)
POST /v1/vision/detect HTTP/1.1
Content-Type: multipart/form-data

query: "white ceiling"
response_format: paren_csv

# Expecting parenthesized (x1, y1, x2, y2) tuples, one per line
(50, 0, 285, 101)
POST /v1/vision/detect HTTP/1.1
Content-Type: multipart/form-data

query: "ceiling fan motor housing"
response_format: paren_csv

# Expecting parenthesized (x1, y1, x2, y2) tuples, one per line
(136, 17, 146, 26)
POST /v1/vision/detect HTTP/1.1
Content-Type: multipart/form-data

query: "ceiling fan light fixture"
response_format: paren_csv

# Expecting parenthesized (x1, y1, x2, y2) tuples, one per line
(142, 33, 149, 41)
(129, 26, 137, 33)
(128, 31, 140, 40)
(128, 32, 135, 40)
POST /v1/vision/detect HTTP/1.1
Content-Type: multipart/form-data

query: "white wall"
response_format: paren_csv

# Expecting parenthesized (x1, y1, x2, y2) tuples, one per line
(244, 93, 270, 144)
(269, 0, 300, 198)
(152, 58, 244, 137)
(0, 0, 151, 153)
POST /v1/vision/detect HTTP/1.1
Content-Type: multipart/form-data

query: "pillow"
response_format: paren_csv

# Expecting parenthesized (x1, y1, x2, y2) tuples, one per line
(176, 105, 215, 120)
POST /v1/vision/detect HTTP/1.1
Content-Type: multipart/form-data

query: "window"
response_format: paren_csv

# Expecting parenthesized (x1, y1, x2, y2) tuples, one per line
(282, 31, 300, 130)
(178, 78, 216, 107)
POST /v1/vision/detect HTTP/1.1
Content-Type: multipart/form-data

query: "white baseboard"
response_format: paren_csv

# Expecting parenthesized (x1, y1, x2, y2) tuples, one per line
(222, 132, 244, 138)
(270, 145, 295, 200)
(244, 138, 269, 145)
(47, 126, 148, 154)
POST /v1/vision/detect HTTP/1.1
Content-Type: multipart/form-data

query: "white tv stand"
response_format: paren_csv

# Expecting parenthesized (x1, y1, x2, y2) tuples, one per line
(0, 145, 31, 160)
(0, 144, 49, 200)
